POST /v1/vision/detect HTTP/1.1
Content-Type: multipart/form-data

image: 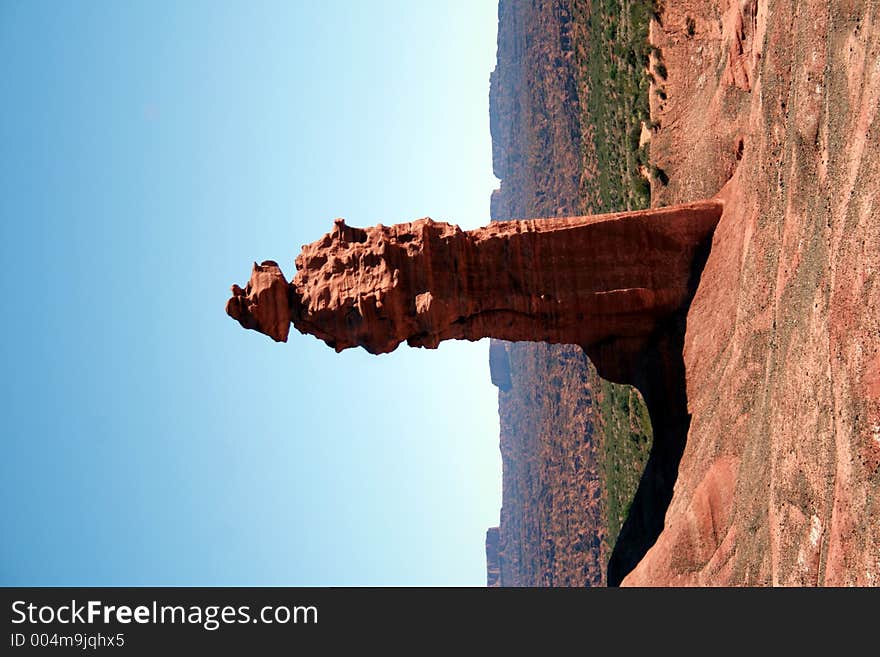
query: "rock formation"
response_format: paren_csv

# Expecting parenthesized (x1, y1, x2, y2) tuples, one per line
(478, 0, 879, 587)
(226, 200, 722, 356)
(488, 341, 512, 392)
(228, 200, 723, 589)
(618, 0, 880, 586)
(226, 261, 291, 343)
(485, 527, 501, 587)
(226, 0, 880, 588)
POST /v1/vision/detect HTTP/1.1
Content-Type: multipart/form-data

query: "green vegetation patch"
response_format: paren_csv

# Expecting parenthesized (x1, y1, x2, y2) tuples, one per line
(571, 0, 657, 555)
(597, 379, 654, 550)
(573, 0, 656, 213)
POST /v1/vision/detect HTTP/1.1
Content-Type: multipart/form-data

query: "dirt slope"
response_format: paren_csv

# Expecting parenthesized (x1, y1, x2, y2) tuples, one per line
(626, 0, 880, 585)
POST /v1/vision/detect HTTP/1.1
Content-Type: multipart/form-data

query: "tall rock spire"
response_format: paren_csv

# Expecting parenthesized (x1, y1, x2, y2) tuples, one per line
(226, 199, 723, 354)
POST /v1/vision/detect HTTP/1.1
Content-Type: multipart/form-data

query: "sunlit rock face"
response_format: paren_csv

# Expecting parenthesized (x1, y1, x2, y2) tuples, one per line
(227, 200, 722, 354)
(226, 260, 291, 343)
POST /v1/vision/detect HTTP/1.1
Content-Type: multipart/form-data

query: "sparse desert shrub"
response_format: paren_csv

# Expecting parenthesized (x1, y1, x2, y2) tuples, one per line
(652, 0, 665, 23)
(650, 164, 669, 185)
(633, 175, 651, 202)
(655, 61, 668, 80)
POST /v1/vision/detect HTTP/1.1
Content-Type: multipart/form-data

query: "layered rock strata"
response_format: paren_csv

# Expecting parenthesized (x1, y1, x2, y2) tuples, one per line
(226, 200, 722, 357)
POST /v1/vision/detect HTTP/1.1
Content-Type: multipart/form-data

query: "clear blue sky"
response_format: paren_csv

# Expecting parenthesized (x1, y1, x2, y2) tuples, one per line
(0, 1, 501, 585)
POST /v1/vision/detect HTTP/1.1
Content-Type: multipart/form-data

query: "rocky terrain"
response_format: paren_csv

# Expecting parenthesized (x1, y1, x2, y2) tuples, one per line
(488, 0, 879, 586)
(625, 0, 880, 585)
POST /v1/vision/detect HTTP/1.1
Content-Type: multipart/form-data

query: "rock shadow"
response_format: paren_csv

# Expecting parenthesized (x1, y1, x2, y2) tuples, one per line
(584, 235, 713, 586)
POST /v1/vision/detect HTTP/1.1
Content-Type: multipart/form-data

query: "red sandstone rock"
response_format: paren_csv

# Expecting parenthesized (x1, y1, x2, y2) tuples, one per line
(226, 261, 290, 343)
(227, 202, 722, 355)
(622, 0, 880, 586)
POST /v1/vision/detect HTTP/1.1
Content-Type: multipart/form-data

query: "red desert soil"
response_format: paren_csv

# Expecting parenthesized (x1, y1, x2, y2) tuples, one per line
(625, 0, 880, 585)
